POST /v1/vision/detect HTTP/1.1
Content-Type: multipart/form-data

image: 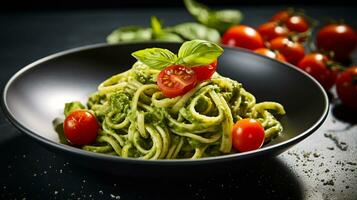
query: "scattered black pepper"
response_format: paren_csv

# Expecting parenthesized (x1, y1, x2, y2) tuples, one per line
(323, 179, 334, 186)
(346, 161, 356, 166)
(324, 133, 348, 151)
(313, 153, 320, 158)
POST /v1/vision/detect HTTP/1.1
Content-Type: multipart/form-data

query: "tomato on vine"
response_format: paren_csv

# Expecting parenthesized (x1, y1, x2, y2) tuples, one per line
(221, 25, 264, 50)
(269, 37, 305, 65)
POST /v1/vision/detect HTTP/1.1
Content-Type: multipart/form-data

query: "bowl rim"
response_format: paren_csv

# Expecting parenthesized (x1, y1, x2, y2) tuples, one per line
(1, 42, 329, 165)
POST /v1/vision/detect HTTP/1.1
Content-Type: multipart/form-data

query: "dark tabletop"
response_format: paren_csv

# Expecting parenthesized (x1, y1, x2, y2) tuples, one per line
(1, 6, 357, 200)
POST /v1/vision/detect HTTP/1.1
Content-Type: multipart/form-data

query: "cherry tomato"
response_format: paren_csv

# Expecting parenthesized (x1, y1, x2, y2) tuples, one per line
(232, 118, 265, 152)
(336, 67, 357, 109)
(298, 53, 337, 90)
(258, 21, 289, 41)
(317, 24, 357, 62)
(64, 110, 99, 146)
(269, 37, 305, 65)
(221, 25, 264, 50)
(191, 60, 217, 81)
(285, 15, 309, 33)
(270, 10, 290, 22)
(254, 48, 286, 62)
(157, 65, 197, 98)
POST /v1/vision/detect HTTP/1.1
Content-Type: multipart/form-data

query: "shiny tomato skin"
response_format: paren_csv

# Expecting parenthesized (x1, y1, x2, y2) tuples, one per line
(285, 15, 309, 33)
(269, 37, 305, 65)
(157, 65, 197, 98)
(258, 21, 289, 41)
(336, 67, 357, 109)
(254, 48, 286, 62)
(232, 118, 265, 152)
(221, 25, 264, 50)
(270, 10, 290, 22)
(64, 110, 99, 146)
(191, 60, 217, 81)
(298, 53, 337, 90)
(316, 24, 357, 62)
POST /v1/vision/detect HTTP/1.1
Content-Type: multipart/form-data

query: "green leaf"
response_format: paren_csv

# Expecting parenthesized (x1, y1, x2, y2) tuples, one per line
(106, 26, 152, 44)
(184, 0, 243, 33)
(151, 16, 183, 42)
(155, 32, 184, 42)
(151, 16, 163, 37)
(168, 22, 220, 43)
(177, 39, 223, 67)
(132, 48, 178, 69)
(64, 101, 85, 117)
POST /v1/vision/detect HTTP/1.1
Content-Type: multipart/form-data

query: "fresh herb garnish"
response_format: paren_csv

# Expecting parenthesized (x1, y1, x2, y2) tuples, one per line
(107, 26, 152, 44)
(131, 39, 223, 69)
(132, 48, 178, 70)
(184, 0, 243, 33)
(107, 15, 223, 44)
(177, 39, 223, 67)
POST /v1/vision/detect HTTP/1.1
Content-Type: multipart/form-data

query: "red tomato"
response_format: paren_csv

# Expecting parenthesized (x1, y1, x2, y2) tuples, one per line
(317, 24, 357, 62)
(157, 65, 197, 98)
(298, 53, 337, 90)
(254, 48, 286, 62)
(336, 67, 357, 109)
(232, 118, 265, 152)
(221, 25, 264, 50)
(270, 10, 290, 22)
(285, 15, 309, 33)
(191, 60, 217, 81)
(269, 37, 305, 65)
(64, 110, 99, 146)
(258, 21, 289, 41)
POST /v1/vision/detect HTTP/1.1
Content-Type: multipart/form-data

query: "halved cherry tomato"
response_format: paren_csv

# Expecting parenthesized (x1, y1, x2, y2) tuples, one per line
(191, 60, 217, 81)
(317, 23, 357, 62)
(285, 15, 309, 33)
(232, 118, 265, 152)
(157, 65, 197, 98)
(336, 66, 357, 109)
(298, 53, 337, 90)
(221, 25, 264, 50)
(64, 110, 99, 146)
(270, 10, 290, 22)
(258, 21, 289, 41)
(269, 37, 305, 65)
(254, 48, 286, 62)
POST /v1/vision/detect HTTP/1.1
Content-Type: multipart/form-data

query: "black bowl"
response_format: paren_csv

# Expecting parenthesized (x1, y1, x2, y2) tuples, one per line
(2, 42, 328, 177)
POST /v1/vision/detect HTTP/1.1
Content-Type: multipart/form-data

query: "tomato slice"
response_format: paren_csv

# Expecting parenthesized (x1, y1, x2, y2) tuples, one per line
(157, 65, 197, 98)
(191, 60, 217, 81)
(232, 118, 265, 152)
(64, 110, 99, 146)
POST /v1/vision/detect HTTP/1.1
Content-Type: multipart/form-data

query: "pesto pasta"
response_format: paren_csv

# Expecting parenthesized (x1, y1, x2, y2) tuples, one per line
(72, 61, 285, 159)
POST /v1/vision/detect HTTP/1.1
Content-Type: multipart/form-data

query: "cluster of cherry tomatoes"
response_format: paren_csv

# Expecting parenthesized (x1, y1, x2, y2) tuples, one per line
(221, 9, 357, 109)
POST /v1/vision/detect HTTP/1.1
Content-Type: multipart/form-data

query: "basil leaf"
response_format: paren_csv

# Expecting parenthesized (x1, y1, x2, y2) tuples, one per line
(168, 22, 220, 43)
(177, 39, 223, 67)
(132, 48, 178, 69)
(64, 101, 85, 117)
(151, 16, 183, 42)
(151, 16, 163, 37)
(155, 32, 184, 42)
(184, 0, 243, 33)
(107, 26, 152, 44)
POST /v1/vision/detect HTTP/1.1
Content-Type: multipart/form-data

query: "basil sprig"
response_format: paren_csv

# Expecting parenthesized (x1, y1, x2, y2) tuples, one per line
(131, 39, 223, 69)
(184, 0, 243, 33)
(107, 16, 220, 44)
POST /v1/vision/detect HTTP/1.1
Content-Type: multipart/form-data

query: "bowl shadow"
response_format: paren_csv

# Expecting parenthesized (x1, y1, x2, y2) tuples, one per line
(73, 156, 304, 200)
